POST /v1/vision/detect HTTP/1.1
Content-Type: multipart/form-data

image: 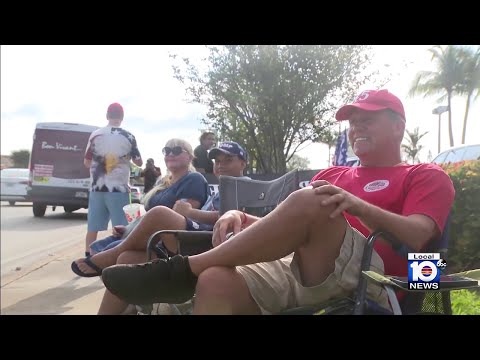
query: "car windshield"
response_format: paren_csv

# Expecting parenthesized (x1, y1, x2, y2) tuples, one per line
(432, 145, 480, 164)
(462, 144, 480, 161)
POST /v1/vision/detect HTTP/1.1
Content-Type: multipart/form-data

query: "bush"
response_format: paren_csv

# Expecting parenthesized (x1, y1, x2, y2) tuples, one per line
(451, 289, 480, 315)
(441, 160, 480, 272)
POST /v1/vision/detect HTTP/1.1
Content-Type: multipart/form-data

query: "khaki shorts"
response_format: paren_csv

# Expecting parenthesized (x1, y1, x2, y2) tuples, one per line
(236, 225, 389, 314)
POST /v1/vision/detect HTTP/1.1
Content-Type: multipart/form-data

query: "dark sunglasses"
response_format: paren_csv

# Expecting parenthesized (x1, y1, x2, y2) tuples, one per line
(162, 146, 186, 156)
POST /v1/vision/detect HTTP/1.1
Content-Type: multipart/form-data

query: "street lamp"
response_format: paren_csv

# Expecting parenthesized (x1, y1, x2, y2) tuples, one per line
(432, 105, 449, 154)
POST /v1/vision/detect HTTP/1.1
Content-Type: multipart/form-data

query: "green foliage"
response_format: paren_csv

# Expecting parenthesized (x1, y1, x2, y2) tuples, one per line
(401, 127, 428, 163)
(10, 149, 30, 168)
(171, 45, 382, 174)
(286, 154, 310, 171)
(451, 289, 480, 315)
(441, 160, 480, 272)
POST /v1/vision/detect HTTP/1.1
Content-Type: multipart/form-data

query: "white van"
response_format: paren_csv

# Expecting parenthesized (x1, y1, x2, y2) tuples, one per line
(27, 122, 100, 217)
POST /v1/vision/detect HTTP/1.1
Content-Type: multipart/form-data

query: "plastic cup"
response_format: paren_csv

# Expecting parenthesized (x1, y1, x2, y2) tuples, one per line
(123, 203, 141, 223)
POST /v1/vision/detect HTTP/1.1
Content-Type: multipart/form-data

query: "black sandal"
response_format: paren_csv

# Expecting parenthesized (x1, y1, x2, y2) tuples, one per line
(71, 257, 103, 277)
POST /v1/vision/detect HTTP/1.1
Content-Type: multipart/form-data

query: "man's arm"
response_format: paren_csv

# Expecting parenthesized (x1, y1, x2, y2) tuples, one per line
(84, 158, 92, 169)
(356, 203, 437, 252)
(173, 200, 218, 225)
(187, 208, 219, 225)
(312, 174, 453, 252)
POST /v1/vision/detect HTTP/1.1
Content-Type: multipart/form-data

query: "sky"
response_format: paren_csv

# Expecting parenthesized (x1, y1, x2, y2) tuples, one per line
(2, 45, 479, 174)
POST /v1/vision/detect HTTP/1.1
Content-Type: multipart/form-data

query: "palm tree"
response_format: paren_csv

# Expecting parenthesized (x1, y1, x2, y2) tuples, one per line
(319, 129, 341, 166)
(409, 45, 465, 148)
(457, 46, 480, 144)
(402, 127, 429, 164)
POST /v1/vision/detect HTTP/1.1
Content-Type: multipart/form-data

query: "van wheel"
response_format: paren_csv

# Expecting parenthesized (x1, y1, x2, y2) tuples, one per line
(9, 201, 15, 206)
(33, 203, 47, 217)
(64, 205, 80, 213)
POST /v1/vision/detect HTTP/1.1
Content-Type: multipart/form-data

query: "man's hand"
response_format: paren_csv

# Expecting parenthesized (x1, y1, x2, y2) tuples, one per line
(310, 180, 368, 218)
(212, 210, 243, 247)
(173, 200, 192, 217)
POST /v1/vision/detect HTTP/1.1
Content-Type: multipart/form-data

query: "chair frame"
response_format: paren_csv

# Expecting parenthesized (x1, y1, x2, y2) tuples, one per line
(139, 170, 301, 314)
(141, 172, 479, 315)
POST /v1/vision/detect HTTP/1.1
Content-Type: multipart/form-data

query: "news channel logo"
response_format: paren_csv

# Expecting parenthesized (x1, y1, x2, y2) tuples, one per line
(408, 253, 447, 290)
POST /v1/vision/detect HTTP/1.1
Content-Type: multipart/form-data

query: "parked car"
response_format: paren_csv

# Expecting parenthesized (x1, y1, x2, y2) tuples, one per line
(1, 168, 30, 205)
(129, 185, 141, 204)
(432, 144, 480, 164)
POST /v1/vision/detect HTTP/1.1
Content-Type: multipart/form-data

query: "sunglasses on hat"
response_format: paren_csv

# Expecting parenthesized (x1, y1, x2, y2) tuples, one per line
(162, 146, 186, 156)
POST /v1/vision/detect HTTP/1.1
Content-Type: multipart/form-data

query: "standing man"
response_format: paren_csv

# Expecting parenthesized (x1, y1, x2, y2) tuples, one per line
(141, 158, 161, 194)
(83, 102, 143, 257)
(193, 132, 215, 174)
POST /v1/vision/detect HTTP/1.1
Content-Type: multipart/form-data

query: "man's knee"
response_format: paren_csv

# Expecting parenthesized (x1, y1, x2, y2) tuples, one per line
(286, 188, 334, 219)
(194, 267, 261, 314)
(196, 266, 239, 297)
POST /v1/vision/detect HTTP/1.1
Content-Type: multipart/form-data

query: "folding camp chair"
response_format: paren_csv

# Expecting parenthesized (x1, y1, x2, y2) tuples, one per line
(138, 169, 301, 314)
(281, 215, 480, 315)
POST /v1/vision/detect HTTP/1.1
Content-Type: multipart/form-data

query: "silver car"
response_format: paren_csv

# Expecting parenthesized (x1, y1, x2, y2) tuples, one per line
(1, 168, 30, 205)
(432, 144, 480, 164)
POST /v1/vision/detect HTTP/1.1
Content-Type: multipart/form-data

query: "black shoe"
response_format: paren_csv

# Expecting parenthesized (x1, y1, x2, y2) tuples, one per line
(101, 255, 197, 305)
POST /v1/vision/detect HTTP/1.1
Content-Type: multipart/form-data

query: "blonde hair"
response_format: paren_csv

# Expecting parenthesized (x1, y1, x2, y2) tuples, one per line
(142, 138, 196, 207)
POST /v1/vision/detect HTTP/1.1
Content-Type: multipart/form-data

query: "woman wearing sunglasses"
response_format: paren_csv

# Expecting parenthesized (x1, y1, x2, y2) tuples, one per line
(72, 138, 209, 274)
(75, 142, 249, 314)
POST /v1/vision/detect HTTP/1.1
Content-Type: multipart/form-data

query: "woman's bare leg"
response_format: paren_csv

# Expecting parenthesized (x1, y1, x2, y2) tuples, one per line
(97, 250, 158, 315)
(74, 206, 186, 274)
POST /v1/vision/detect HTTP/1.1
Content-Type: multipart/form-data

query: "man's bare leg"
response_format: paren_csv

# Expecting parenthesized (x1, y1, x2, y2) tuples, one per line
(100, 188, 348, 307)
(189, 188, 347, 286)
(193, 266, 262, 315)
(98, 250, 154, 315)
(192, 188, 348, 314)
(75, 206, 186, 274)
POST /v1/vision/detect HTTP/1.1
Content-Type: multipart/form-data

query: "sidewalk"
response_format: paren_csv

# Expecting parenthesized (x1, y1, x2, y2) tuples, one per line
(1, 240, 106, 315)
(1, 227, 178, 315)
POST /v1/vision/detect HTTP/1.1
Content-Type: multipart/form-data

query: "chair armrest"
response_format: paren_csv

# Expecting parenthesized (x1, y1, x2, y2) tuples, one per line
(353, 229, 398, 314)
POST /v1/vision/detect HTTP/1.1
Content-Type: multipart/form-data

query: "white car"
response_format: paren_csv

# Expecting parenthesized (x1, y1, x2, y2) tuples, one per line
(432, 144, 480, 164)
(129, 185, 142, 204)
(1, 168, 30, 205)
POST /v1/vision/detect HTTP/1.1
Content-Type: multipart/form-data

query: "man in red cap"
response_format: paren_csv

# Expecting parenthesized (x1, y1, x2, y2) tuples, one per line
(101, 90, 455, 315)
(81, 102, 144, 259)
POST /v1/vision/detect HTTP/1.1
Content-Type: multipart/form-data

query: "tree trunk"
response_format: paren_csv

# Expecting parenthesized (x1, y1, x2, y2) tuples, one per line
(447, 94, 454, 147)
(461, 93, 472, 145)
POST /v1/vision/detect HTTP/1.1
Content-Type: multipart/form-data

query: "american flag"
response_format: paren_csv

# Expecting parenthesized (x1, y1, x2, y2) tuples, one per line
(333, 129, 348, 166)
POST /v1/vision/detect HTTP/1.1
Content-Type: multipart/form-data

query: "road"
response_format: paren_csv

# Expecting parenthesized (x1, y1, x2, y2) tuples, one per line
(1, 202, 89, 284)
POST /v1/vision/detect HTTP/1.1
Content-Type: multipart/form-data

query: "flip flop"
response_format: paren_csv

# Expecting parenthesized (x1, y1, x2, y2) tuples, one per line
(71, 256, 103, 277)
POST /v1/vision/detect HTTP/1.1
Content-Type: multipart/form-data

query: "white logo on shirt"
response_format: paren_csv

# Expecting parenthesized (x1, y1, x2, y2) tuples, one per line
(364, 180, 389, 192)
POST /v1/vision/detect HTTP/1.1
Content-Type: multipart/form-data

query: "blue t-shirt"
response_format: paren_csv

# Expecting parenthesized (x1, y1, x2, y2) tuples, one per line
(144, 172, 208, 211)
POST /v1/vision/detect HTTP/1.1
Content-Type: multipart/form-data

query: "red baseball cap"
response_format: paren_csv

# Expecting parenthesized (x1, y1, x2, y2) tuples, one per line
(335, 89, 406, 121)
(107, 102, 124, 117)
